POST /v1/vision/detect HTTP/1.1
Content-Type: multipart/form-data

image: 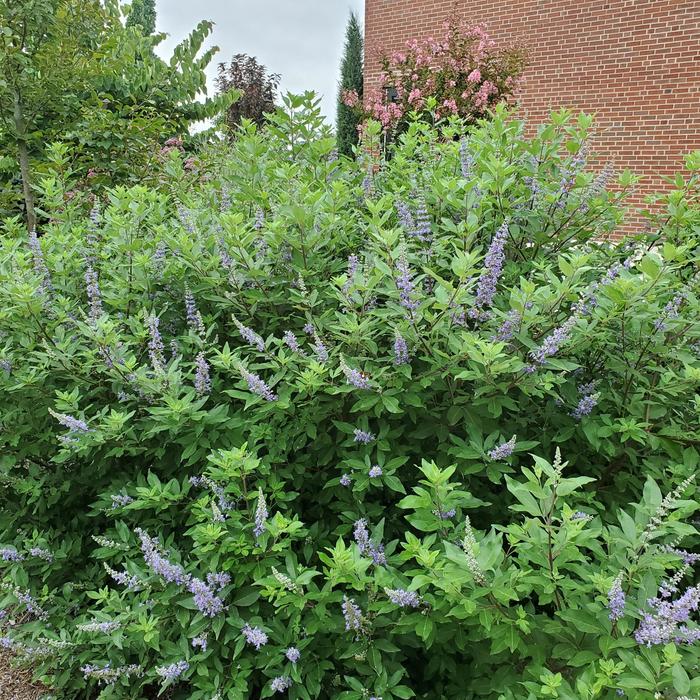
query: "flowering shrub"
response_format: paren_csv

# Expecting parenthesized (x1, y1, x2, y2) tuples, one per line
(343, 20, 526, 132)
(0, 96, 700, 699)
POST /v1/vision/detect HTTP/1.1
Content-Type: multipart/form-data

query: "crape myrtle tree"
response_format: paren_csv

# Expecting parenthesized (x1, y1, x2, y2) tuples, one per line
(216, 53, 281, 134)
(342, 18, 526, 140)
(336, 10, 363, 157)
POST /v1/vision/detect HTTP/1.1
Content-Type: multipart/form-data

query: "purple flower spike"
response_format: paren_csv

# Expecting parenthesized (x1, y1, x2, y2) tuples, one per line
(311, 332, 328, 363)
(353, 518, 386, 565)
(460, 138, 476, 180)
(28, 547, 53, 562)
(234, 318, 265, 352)
(242, 623, 268, 650)
(283, 330, 304, 354)
(471, 222, 509, 320)
(152, 241, 167, 277)
(136, 529, 189, 586)
(136, 528, 227, 616)
(105, 565, 139, 589)
(386, 588, 421, 608)
(342, 596, 363, 634)
(353, 429, 375, 444)
(342, 254, 360, 297)
(353, 519, 370, 554)
(608, 574, 625, 621)
(185, 288, 206, 336)
(85, 265, 103, 322)
(194, 352, 211, 396)
(191, 635, 207, 651)
(395, 201, 415, 234)
(0, 549, 23, 562)
(240, 367, 278, 402)
(491, 310, 521, 343)
(187, 577, 224, 617)
(395, 254, 420, 315)
(271, 676, 292, 693)
(572, 393, 597, 420)
(653, 294, 684, 332)
(413, 198, 432, 243)
(110, 493, 133, 509)
(433, 508, 456, 520)
(147, 314, 166, 373)
(340, 358, 372, 389)
(393, 331, 410, 365)
(254, 208, 265, 230)
(254, 489, 268, 539)
(530, 316, 577, 365)
(48, 409, 90, 434)
(28, 229, 53, 296)
(634, 582, 700, 646)
(81, 663, 142, 685)
(207, 572, 231, 590)
(156, 660, 189, 682)
(487, 435, 516, 461)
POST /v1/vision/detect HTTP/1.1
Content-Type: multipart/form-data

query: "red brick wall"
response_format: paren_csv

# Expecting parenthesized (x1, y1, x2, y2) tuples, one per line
(364, 0, 700, 230)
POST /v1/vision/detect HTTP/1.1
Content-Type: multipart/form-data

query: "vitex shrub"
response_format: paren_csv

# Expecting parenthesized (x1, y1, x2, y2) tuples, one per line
(0, 96, 699, 699)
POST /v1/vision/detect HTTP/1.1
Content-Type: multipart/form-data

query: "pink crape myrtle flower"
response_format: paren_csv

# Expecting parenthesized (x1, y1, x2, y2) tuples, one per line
(359, 20, 522, 131)
(442, 98, 459, 114)
(342, 90, 360, 108)
(408, 88, 423, 105)
(474, 80, 498, 109)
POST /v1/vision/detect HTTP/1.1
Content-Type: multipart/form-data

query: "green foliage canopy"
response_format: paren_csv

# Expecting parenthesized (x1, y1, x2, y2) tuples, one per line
(125, 0, 156, 35)
(0, 0, 236, 228)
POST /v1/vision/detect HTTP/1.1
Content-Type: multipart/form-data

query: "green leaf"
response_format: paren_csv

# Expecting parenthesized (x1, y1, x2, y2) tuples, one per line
(671, 663, 690, 694)
(415, 616, 434, 643)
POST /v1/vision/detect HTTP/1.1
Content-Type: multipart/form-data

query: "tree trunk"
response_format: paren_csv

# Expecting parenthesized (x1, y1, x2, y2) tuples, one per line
(13, 92, 36, 233)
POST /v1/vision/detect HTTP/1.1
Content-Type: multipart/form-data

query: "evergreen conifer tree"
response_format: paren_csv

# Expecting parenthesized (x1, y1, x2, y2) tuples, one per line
(336, 11, 363, 158)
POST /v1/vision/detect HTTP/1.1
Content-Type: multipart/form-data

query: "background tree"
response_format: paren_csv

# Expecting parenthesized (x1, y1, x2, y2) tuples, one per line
(336, 11, 363, 157)
(70, 12, 236, 193)
(125, 0, 156, 35)
(216, 53, 280, 134)
(0, 0, 102, 230)
(0, 0, 236, 228)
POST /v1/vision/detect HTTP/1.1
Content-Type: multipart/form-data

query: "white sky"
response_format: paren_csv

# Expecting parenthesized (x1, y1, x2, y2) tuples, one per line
(155, 0, 365, 127)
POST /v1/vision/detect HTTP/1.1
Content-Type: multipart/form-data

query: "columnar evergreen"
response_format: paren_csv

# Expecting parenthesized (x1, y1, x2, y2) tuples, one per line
(336, 11, 363, 157)
(126, 0, 156, 35)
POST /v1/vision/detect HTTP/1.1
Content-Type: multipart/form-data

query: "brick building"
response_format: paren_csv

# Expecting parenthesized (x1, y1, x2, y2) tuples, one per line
(364, 0, 700, 224)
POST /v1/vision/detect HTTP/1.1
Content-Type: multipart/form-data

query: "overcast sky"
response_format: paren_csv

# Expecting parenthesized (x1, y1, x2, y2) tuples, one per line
(155, 0, 365, 127)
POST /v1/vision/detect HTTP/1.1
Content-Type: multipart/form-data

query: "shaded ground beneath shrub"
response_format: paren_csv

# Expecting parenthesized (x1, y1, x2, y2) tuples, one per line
(0, 650, 50, 699)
